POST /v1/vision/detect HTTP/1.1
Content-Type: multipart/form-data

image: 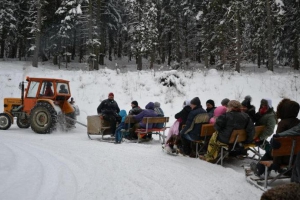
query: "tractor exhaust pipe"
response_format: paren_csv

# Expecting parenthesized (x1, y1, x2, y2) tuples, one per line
(21, 81, 24, 105)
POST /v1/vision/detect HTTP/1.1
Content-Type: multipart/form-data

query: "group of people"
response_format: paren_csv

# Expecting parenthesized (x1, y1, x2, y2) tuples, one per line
(97, 93, 165, 143)
(96, 92, 300, 183)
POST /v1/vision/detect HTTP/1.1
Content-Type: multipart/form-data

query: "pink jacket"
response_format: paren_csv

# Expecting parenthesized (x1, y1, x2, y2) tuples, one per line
(209, 106, 227, 124)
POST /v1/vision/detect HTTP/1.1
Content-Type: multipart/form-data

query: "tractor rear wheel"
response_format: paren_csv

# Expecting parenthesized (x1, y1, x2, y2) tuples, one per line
(30, 102, 57, 134)
(17, 116, 30, 128)
(0, 113, 12, 130)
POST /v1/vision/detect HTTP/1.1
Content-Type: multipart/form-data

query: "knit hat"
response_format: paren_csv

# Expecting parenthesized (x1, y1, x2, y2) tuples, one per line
(183, 100, 191, 108)
(131, 100, 138, 107)
(228, 100, 241, 109)
(154, 102, 160, 108)
(241, 95, 252, 108)
(190, 97, 201, 106)
(261, 98, 272, 108)
(221, 98, 230, 106)
(206, 99, 215, 107)
(108, 92, 114, 97)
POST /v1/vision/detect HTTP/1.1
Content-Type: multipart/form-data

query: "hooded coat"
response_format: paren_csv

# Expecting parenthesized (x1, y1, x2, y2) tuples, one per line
(276, 99, 300, 134)
(134, 102, 158, 128)
(180, 105, 207, 141)
(175, 105, 192, 130)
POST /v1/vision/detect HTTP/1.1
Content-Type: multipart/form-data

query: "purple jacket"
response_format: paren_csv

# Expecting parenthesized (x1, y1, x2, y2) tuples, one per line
(134, 102, 158, 128)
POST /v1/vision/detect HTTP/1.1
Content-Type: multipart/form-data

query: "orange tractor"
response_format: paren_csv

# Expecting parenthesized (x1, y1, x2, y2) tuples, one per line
(0, 77, 79, 133)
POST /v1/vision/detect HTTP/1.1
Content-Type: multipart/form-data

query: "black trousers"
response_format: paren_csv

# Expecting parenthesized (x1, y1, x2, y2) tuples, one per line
(103, 115, 119, 135)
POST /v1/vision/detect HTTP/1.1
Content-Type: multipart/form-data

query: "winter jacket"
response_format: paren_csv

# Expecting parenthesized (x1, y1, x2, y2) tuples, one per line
(154, 107, 164, 117)
(180, 105, 207, 141)
(255, 108, 277, 140)
(245, 105, 256, 123)
(97, 98, 120, 116)
(129, 106, 143, 115)
(276, 99, 300, 134)
(206, 107, 216, 118)
(214, 111, 254, 144)
(119, 110, 127, 123)
(134, 102, 158, 128)
(175, 105, 192, 130)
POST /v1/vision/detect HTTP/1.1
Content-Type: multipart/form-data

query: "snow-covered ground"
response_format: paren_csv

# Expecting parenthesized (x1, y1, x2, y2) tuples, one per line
(1, 60, 300, 200)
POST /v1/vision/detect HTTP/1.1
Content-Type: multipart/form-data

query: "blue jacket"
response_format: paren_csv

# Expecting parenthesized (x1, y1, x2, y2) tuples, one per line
(134, 102, 158, 128)
(119, 110, 127, 123)
(181, 106, 207, 140)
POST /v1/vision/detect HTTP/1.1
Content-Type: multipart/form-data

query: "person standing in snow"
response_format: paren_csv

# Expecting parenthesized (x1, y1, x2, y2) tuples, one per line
(97, 92, 121, 136)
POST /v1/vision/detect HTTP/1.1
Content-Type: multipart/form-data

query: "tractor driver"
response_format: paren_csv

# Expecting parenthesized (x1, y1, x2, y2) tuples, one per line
(97, 92, 121, 136)
(44, 82, 54, 96)
(59, 84, 68, 94)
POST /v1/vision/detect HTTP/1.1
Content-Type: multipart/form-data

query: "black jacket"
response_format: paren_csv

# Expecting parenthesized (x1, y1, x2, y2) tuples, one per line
(180, 105, 207, 140)
(129, 106, 143, 115)
(175, 105, 192, 130)
(214, 111, 254, 144)
(97, 99, 120, 116)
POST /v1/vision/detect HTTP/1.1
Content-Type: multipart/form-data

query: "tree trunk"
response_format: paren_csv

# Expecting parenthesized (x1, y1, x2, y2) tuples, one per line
(88, 0, 93, 71)
(294, 37, 299, 70)
(167, 32, 172, 66)
(32, 0, 42, 68)
(137, 54, 142, 70)
(266, 0, 273, 71)
(72, 28, 76, 60)
(235, 10, 241, 73)
(258, 48, 261, 68)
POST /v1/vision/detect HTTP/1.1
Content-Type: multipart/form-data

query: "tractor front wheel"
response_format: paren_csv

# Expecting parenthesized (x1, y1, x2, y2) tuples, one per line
(17, 116, 30, 128)
(0, 113, 12, 130)
(30, 102, 57, 134)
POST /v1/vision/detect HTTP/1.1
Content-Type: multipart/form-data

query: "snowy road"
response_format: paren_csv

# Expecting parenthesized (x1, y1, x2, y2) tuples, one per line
(0, 124, 262, 200)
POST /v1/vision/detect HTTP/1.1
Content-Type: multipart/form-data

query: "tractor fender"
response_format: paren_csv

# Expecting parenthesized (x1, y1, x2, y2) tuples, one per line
(36, 100, 62, 115)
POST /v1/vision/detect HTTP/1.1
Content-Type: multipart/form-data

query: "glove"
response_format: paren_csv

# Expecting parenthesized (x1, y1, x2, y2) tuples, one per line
(99, 115, 103, 120)
(253, 138, 263, 146)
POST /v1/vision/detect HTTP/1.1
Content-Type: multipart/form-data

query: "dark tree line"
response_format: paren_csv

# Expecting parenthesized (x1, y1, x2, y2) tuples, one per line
(0, 0, 299, 71)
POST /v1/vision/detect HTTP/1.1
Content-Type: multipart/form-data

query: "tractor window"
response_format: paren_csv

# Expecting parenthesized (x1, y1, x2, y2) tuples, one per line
(42, 82, 54, 96)
(27, 81, 39, 98)
(57, 83, 69, 94)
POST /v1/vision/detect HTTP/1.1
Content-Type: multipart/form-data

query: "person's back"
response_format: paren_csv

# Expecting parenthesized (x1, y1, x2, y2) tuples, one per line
(134, 102, 158, 128)
(215, 101, 254, 144)
(44, 82, 53, 96)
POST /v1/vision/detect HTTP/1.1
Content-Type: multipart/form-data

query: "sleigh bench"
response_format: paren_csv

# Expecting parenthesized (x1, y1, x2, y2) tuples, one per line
(135, 117, 169, 143)
(261, 136, 300, 189)
(193, 124, 216, 157)
(243, 126, 266, 159)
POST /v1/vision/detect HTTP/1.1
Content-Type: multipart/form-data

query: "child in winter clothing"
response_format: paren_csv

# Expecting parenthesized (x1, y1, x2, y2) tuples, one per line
(209, 106, 227, 124)
(115, 110, 127, 143)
